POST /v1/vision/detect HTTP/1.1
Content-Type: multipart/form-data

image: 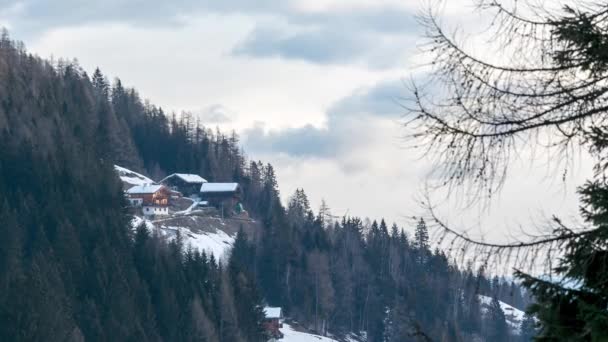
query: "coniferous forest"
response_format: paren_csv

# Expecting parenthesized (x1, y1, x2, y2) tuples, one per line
(0, 31, 535, 341)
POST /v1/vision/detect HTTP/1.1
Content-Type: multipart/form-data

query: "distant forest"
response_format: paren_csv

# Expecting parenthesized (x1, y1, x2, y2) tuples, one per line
(0, 31, 534, 341)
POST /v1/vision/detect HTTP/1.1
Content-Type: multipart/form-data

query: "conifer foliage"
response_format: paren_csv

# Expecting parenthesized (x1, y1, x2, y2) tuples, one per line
(0, 33, 264, 342)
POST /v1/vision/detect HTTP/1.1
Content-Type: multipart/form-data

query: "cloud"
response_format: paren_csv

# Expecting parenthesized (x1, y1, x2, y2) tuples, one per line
(328, 79, 408, 117)
(196, 104, 236, 124)
(2, 0, 418, 69)
(242, 78, 408, 160)
(232, 7, 418, 67)
(243, 122, 338, 158)
(0, 0, 292, 35)
(233, 26, 373, 64)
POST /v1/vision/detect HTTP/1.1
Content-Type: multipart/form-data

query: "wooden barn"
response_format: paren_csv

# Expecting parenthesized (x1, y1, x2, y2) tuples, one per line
(126, 184, 171, 216)
(200, 182, 242, 215)
(160, 173, 207, 197)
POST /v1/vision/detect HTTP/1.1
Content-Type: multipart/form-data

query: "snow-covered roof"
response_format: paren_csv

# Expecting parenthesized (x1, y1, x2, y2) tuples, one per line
(264, 307, 282, 319)
(126, 184, 164, 194)
(200, 182, 239, 193)
(161, 173, 207, 184)
(114, 165, 154, 186)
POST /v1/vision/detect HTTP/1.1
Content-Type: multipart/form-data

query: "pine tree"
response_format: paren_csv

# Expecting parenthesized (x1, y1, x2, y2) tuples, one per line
(414, 218, 429, 251)
(229, 230, 266, 341)
(519, 313, 537, 342)
(486, 296, 509, 342)
(318, 199, 332, 229)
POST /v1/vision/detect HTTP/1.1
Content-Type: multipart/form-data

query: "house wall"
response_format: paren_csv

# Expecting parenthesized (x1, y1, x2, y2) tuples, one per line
(129, 189, 170, 206)
(263, 319, 282, 338)
(143, 206, 169, 216)
(202, 193, 240, 216)
(128, 198, 143, 207)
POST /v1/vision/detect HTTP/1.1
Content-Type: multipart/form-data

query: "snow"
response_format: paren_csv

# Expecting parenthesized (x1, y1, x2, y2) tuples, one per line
(478, 295, 526, 333)
(264, 307, 282, 319)
(163, 225, 235, 261)
(161, 173, 207, 184)
(174, 198, 200, 215)
(200, 182, 239, 193)
(130, 216, 235, 261)
(281, 324, 339, 342)
(131, 216, 156, 230)
(114, 165, 154, 186)
(127, 184, 164, 194)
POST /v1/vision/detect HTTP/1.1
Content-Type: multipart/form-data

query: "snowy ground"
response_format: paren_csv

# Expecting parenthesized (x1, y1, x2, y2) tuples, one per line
(281, 324, 339, 342)
(114, 165, 154, 186)
(279, 323, 365, 342)
(131, 216, 235, 261)
(478, 295, 526, 333)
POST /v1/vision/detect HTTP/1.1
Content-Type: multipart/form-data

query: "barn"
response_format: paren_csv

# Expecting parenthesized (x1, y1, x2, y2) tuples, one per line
(160, 173, 207, 197)
(200, 182, 242, 216)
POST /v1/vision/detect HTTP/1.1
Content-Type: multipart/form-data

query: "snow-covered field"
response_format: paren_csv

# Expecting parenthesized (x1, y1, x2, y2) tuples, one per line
(115, 165, 154, 186)
(478, 295, 526, 333)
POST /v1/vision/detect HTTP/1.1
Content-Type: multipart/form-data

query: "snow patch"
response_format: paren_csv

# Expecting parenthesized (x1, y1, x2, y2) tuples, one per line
(130, 216, 235, 261)
(131, 216, 155, 231)
(114, 165, 154, 186)
(478, 295, 526, 333)
(281, 323, 339, 342)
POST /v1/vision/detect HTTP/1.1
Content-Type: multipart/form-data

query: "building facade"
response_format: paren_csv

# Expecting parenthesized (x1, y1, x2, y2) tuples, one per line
(126, 184, 171, 217)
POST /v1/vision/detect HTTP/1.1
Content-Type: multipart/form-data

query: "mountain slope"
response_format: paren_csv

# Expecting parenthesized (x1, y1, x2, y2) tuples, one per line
(115, 165, 154, 186)
(0, 34, 266, 342)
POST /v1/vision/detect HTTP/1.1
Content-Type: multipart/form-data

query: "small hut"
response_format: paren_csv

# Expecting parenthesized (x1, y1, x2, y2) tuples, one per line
(263, 307, 283, 340)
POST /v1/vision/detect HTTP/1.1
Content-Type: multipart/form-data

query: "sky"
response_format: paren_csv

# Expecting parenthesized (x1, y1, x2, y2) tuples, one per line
(0, 0, 592, 239)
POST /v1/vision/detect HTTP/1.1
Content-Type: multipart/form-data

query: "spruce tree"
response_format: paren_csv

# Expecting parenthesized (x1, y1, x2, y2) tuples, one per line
(486, 296, 509, 342)
(414, 218, 429, 251)
(519, 313, 537, 342)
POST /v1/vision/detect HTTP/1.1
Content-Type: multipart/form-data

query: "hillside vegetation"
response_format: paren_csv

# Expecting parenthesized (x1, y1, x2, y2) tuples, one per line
(0, 32, 533, 341)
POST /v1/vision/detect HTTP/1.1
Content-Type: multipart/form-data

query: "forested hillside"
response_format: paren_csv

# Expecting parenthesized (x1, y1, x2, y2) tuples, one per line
(0, 31, 533, 341)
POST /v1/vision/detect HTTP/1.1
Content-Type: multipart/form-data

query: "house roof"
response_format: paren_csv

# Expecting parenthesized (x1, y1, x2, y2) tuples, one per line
(161, 173, 208, 184)
(200, 182, 239, 193)
(126, 184, 164, 194)
(264, 307, 282, 319)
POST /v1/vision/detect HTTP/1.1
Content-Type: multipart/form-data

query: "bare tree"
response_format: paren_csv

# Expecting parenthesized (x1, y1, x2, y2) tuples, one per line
(407, 0, 608, 270)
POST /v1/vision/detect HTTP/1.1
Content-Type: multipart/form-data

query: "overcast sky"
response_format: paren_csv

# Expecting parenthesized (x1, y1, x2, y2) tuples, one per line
(0, 0, 591, 238)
